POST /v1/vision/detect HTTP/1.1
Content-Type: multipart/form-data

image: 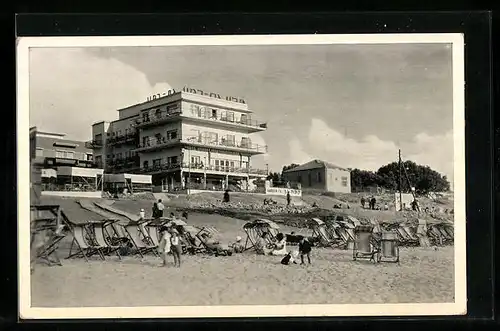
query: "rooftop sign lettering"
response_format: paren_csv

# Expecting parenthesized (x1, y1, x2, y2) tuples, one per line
(146, 87, 246, 104)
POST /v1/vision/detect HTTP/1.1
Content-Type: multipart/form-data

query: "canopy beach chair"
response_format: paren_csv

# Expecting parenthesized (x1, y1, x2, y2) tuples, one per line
(376, 231, 400, 264)
(352, 225, 378, 263)
(242, 219, 280, 252)
(307, 218, 331, 247)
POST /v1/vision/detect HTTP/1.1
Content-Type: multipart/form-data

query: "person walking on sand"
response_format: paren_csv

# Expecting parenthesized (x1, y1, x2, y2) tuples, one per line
(298, 237, 312, 265)
(158, 226, 172, 267)
(370, 196, 376, 210)
(170, 229, 182, 267)
(152, 202, 158, 219)
(157, 199, 165, 217)
(286, 191, 291, 207)
(361, 197, 366, 208)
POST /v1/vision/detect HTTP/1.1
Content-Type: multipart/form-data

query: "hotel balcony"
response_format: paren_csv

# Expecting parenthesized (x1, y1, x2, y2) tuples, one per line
(138, 162, 267, 177)
(85, 139, 103, 149)
(183, 136, 268, 155)
(106, 131, 138, 146)
(106, 155, 140, 172)
(134, 136, 268, 155)
(134, 111, 181, 129)
(135, 109, 267, 133)
(183, 114, 267, 133)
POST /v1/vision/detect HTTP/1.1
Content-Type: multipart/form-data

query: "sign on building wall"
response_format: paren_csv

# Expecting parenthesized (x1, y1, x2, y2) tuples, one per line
(146, 87, 246, 104)
(265, 187, 302, 197)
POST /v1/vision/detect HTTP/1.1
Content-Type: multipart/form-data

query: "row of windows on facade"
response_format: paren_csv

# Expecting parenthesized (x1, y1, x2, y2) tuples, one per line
(296, 173, 349, 187)
(36, 148, 93, 161)
(141, 131, 251, 148)
(144, 156, 248, 170)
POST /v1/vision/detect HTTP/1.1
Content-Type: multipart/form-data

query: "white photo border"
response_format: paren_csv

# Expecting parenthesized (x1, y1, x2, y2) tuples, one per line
(17, 33, 466, 319)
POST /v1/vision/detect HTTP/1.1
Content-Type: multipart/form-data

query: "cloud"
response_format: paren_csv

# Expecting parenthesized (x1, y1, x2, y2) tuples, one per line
(289, 118, 454, 185)
(29, 48, 172, 141)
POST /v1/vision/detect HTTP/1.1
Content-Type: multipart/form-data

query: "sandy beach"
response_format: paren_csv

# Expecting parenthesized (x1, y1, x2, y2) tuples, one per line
(31, 212, 454, 307)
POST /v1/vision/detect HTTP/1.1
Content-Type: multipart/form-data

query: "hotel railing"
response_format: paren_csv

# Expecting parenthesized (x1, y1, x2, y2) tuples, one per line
(85, 139, 103, 149)
(135, 138, 181, 150)
(190, 113, 267, 129)
(183, 136, 268, 153)
(42, 183, 99, 192)
(135, 110, 182, 126)
(137, 162, 267, 175)
(107, 132, 138, 145)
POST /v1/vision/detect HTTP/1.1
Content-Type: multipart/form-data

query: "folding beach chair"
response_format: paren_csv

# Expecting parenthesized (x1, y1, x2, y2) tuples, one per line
(196, 227, 233, 256)
(31, 205, 67, 267)
(91, 220, 122, 259)
(399, 224, 420, 246)
(415, 219, 431, 247)
(180, 225, 204, 255)
(376, 231, 400, 264)
(427, 224, 445, 246)
(436, 223, 453, 244)
(243, 219, 280, 252)
(352, 225, 378, 262)
(66, 221, 106, 261)
(122, 222, 159, 257)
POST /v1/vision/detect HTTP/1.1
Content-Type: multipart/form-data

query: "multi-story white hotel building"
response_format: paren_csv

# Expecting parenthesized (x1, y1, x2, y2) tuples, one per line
(88, 87, 268, 192)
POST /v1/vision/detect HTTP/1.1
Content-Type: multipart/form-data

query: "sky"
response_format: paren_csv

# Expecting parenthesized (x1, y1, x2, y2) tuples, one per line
(29, 43, 455, 185)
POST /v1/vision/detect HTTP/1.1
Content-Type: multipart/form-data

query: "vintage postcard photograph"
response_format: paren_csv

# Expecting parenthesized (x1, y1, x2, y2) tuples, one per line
(17, 34, 466, 319)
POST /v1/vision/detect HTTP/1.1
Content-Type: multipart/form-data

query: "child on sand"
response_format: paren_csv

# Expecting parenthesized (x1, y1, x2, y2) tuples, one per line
(298, 237, 312, 265)
(170, 229, 182, 267)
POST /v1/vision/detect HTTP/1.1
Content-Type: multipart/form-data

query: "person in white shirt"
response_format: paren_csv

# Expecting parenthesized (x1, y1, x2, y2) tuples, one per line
(157, 199, 165, 217)
(158, 226, 172, 267)
(170, 229, 182, 267)
(139, 208, 145, 219)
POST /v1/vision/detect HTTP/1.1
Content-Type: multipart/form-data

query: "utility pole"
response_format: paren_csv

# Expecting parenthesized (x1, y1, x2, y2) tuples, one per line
(398, 149, 403, 211)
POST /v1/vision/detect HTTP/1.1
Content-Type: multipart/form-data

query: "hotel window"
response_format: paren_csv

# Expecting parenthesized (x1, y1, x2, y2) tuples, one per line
(87, 154, 93, 161)
(211, 109, 217, 119)
(94, 133, 102, 142)
(190, 104, 200, 117)
(155, 133, 162, 144)
(230, 161, 235, 171)
(240, 114, 248, 125)
(35, 148, 44, 157)
(226, 111, 235, 122)
(95, 155, 102, 166)
(153, 158, 161, 168)
(142, 136, 150, 146)
(214, 160, 220, 171)
(208, 132, 218, 144)
(167, 130, 178, 140)
(55, 150, 64, 158)
(341, 176, 348, 187)
(142, 111, 150, 122)
(167, 103, 178, 113)
(191, 156, 201, 165)
(168, 156, 178, 165)
(226, 135, 235, 146)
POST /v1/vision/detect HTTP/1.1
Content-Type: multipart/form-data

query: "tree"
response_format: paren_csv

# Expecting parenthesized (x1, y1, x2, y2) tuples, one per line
(282, 163, 300, 173)
(375, 161, 450, 193)
(266, 171, 281, 182)
(350, 169, 383, 192)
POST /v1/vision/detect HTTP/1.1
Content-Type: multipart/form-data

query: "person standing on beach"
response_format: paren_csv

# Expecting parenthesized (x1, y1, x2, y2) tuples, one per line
(158, 226, 171, 267)
(360, 197, 366, 208)
(152, 202, 159, 219)
(286, 191, 291, 207)
(298, 237, 312, 265)
(157, 199, 165, 217)
(170, 229, 182, 267)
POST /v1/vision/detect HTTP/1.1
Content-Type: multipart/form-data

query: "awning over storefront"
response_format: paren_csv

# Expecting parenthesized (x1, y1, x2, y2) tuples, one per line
(58, 166, 104, 177)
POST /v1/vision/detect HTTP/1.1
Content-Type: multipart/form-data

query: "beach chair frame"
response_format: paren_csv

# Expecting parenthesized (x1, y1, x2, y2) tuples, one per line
(66, 222, 106, 261)
(31, 205, 67, 266)
(376, 231, 400, 264)
(195, 227, 233, 256)
(91, 220, 123, 259)
(122, 222, 159, 258)
(352, 225, 378, 263)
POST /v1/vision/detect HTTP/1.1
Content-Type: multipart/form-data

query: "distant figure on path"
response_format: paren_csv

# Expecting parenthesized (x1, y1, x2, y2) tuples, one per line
(411, 199, 419, 211)
(286, 191, 291, 206)
(361, 197, 366, 208)
(298, 237, 312, 265)
(157, 199, 165, 217)
(223, 190, 230, 203)
(370, 196, 376, 210)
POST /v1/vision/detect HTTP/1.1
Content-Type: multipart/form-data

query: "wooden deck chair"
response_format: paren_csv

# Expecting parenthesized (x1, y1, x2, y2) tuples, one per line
(66, 222, 105, 261)
(401, 225, 420, 246)
(436, 224, 453, 242)
(416, 219, 431, 247)
(442, 224, 454, 241)
(123, 222, 159, 257)
(92, 221, 122, 259)
(428, 224, 444, 246)
(352, 225, 378, 262)
(195, 227, 233, 256)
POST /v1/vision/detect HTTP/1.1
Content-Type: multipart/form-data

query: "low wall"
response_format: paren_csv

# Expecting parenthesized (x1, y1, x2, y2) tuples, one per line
(265, 187, 302, 197)
(41, 191, 103, 198)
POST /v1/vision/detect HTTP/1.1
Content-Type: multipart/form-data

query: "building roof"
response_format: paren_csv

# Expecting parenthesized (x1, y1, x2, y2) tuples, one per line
(282, 159, 349, 173)
(36, 135, 92, 154)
